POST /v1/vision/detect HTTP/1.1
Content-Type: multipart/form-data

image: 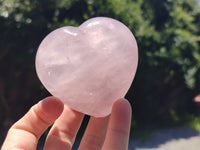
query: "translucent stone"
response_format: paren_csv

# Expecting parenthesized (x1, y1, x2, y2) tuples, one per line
(35, 17, 138, 117)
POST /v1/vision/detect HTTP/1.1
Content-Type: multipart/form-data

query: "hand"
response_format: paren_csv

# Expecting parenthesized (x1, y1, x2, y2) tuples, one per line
(2, 96, 132, 150)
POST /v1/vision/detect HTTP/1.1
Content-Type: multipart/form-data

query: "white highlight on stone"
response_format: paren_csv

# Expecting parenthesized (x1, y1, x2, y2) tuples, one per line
(35, 17, 138, 117)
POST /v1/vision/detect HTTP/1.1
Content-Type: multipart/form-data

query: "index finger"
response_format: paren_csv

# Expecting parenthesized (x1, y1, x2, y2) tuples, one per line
(1, 96, 64, 150)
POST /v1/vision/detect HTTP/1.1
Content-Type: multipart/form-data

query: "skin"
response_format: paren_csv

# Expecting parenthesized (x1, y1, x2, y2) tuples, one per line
(2, 96, 132, 150)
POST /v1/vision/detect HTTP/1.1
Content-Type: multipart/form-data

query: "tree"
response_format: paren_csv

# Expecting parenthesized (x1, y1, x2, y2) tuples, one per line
(132, 0, 200, 125)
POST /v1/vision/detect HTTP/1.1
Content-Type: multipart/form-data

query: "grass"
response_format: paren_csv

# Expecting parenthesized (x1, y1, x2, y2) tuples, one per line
(184, 114, 200, 130)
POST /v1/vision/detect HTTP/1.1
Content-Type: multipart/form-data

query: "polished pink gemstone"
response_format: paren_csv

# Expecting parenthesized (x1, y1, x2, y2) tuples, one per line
(35, 17, 138, 117)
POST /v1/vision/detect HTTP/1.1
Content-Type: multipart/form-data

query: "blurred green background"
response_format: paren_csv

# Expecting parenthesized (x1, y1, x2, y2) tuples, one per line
(0, 0, 200, 143)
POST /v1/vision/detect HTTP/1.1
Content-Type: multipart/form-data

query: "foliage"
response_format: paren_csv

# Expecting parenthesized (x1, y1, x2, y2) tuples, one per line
(0, 0, 200, 141)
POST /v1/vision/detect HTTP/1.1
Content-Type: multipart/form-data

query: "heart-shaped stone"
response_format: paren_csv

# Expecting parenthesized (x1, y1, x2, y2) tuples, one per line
(35, 17, 138, 117)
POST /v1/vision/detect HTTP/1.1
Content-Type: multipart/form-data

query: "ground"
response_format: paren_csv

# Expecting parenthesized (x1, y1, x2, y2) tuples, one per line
(129, 126, 200, 150)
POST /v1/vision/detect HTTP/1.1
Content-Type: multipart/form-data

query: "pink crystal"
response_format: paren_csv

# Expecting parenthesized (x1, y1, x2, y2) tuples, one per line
(35, 17, 138, 117)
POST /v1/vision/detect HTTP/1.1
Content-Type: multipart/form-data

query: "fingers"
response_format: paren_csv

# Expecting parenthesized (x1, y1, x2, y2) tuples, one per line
(44, 105, 84, 150)
(2, 97, 132, 150)
(102, 98, 132, 150)
(78, 116, 110, 150)
(1, 96, 64, 150)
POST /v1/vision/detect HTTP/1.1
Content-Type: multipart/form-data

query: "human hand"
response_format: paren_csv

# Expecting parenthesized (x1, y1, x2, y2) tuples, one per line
(2, 96, 132, 150)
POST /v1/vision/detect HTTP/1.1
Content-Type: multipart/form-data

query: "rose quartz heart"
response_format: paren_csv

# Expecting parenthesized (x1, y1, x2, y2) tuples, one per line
(35, 17, 138, 117)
